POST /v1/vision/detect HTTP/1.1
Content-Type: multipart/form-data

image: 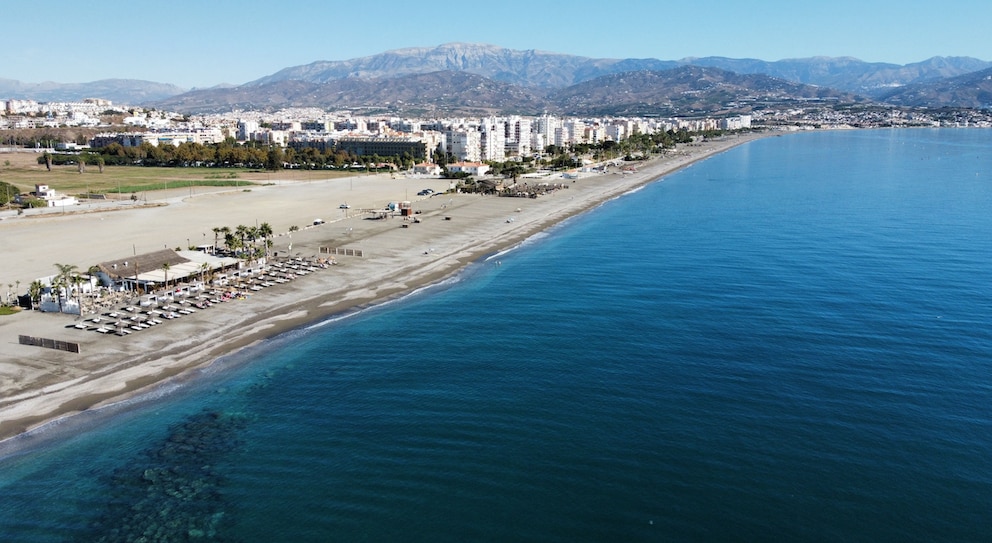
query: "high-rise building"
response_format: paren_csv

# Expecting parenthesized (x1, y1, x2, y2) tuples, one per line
(446, 129, 482, 162)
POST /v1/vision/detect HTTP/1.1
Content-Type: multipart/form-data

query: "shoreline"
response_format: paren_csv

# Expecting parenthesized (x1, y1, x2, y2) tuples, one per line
(0, 132, 770, 450)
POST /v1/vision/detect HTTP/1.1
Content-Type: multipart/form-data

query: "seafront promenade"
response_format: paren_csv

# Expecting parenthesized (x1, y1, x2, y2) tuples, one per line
(0, 133, 766, 443)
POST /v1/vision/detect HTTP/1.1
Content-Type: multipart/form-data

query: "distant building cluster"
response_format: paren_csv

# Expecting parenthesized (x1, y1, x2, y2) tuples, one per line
(84, 112, 753, 163)
(4, 93, 991, 161)
(89, 128, 226, 148)
(0, 92, 761, 161)
(0, 102, 754, 162)
(1, 98, 114, 128)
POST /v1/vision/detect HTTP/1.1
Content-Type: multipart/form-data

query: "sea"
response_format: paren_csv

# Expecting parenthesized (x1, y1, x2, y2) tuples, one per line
(0, 128, 990, 542)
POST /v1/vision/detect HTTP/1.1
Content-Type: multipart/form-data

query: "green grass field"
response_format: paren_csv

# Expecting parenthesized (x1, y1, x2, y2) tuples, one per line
(0, 152, 355, 196)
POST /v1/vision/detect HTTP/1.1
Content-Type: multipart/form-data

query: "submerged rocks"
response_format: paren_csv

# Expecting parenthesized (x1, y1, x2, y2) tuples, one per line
(77, 410, 250, 542)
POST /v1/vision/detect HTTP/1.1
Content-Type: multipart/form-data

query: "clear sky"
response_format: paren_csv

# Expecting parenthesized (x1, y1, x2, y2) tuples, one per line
(4, 0, 990, 89)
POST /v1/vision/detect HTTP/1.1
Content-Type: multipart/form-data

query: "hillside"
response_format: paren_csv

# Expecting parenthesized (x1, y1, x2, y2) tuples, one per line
(154, 66, 864, 116)
(875, 67, 992, 108)
(245, 43, 989, 97)
(549, 66, 864, 116)
(156, 71, 549, 115)
(247, 43, 678, 89)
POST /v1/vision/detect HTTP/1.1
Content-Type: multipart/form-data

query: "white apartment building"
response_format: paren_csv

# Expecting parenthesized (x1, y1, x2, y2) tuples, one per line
(535, 114, 559, 143)
(237, 120, 259, 141)
(5, 99, 39, 114)
(480, 122, 506, 161)
(606, 123, 626, 142)
(564, 119, 587, 144)
(585, 125, 606, 144)
(513, 118, 532, 144)
(391, 119, 422, 133)
(531, 132, 547, 154)
(446, 129, 481, 162)
(676, 118, 719, 131)
(720, 115, 752, 130)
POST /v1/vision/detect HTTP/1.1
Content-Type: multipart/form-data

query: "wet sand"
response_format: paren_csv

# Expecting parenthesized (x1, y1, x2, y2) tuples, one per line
(0, 134, 766, 443)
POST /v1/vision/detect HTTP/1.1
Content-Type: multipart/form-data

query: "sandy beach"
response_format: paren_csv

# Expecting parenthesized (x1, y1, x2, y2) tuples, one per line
(0, 133, 765, 443)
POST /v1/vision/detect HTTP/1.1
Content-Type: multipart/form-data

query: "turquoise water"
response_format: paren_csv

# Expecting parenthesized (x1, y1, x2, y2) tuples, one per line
(1, 129, 990, 541)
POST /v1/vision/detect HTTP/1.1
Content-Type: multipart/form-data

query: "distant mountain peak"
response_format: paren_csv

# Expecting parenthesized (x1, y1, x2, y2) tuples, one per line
(0, 77, 186, 103)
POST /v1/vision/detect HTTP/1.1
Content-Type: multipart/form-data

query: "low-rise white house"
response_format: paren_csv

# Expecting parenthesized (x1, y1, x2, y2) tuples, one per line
(412, 162, 442, 176)
(447, 161, 490, 177)
(15, 184, 78, 208)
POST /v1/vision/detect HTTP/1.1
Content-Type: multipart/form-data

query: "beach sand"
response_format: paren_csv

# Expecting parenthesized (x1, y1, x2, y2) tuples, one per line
(0, 134, 764, 443)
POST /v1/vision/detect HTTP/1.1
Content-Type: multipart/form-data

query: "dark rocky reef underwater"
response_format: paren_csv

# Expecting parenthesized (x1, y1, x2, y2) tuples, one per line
(76, 410, 252, 542)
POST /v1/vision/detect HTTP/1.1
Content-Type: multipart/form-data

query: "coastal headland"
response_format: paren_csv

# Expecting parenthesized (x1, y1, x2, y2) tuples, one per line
(0, 133, 766, 445)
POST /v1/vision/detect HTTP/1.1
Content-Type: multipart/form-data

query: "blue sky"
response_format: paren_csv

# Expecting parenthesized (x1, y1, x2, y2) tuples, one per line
(5, 0, 990, 88)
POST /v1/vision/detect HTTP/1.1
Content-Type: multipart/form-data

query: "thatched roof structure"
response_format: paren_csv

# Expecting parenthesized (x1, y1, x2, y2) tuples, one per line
(97, 249, 239, 289)
(98, 249, 188, 281)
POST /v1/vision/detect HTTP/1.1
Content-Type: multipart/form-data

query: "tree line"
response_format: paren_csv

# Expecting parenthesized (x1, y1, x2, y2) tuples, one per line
(211, 223, 276, 264)
(36, 127, 723, 173)
(38, 140, 382, 171)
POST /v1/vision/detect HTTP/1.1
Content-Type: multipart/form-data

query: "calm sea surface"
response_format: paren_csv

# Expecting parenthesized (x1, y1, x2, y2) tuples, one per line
(1, 129, 990, 542)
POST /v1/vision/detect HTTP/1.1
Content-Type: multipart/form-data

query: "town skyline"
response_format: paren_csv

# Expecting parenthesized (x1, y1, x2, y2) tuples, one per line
(4, 0, 991, 89)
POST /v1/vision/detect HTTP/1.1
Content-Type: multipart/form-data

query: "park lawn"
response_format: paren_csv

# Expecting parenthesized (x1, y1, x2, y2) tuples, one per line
(1, 154, 354, 195)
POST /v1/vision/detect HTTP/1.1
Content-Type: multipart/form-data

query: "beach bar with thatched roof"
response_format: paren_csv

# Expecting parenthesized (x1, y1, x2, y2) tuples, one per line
(97, 249, 239, 292)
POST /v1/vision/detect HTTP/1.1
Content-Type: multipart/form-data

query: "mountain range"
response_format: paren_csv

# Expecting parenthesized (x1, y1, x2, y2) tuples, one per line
(2, 43, 991, 114)
(876, 66, 992, 108)
(246, 43, 991, 98)
(0, 78, 186, 105)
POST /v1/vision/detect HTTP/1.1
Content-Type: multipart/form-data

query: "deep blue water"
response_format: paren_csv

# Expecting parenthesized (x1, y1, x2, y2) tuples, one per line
(1, 129, 990, 542)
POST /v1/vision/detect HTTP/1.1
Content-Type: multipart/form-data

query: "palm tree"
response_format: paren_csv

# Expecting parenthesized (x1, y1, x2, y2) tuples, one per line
(247, 226, 261, 264)
(199, 262, 210, 285)
(28, 280, 43, 310)
(87, 265, 101, 292)
(53, 263, 78, 313)
(220, 226, 231, 253)
(71, 274, 85, 314)
(225, 232, 242, 258)
(162, 262, 171, 293)
(212, 226, 225, 254)
(258, 222, 273, 258)
(234, 225, 249, 258)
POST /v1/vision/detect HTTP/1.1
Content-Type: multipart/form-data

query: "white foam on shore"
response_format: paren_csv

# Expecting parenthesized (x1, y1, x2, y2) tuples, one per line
(0, 379, 190, 461)
(303, 272, 468, 332)
(486, 231, 551, 262)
